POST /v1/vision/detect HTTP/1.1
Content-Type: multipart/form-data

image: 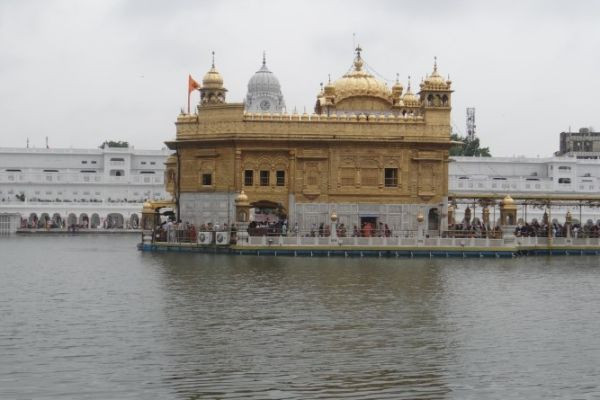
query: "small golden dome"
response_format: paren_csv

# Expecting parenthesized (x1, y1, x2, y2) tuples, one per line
(143, 201, 152, 209)
(202, 66, 223, 89)
(235, 190, 249, 203)
(502, 195, 515, 206)
(202, 53, 224, 89)
(401, 77, 419, 107)
(421, 57, 450, 89)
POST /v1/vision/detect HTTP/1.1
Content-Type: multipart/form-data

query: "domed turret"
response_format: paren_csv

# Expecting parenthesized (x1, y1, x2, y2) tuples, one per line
(391, 73, 404, 105)
(202, 66, 224, 89)
(421, 57, 451, 90)
(245, 52, 285, 113)
(419, 57, 452, 109)
(200, 52, 228, 106)
(401, 76, 420, 107)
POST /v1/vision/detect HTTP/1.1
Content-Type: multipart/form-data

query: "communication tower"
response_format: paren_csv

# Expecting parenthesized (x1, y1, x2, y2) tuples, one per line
(466, 108, 476, 139)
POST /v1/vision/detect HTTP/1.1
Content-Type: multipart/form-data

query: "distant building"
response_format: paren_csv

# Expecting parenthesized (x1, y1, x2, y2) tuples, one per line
(450, 156, 600, 223)
(557, 127, 600, 158)
(0, 145, 171, 232)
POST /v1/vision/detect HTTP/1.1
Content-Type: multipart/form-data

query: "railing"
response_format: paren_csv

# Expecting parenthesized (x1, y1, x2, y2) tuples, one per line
(449, 176, 600, 193)
(0, 172, 164, 185)
(141, 227, 600, 249)
(240, 234, 506, 247)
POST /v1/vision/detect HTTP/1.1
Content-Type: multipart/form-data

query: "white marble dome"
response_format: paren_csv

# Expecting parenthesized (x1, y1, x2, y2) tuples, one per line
(245, 54, 285, 113)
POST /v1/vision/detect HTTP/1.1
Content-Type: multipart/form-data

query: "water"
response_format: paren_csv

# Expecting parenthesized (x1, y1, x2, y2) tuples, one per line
(1, 235, 600, 399)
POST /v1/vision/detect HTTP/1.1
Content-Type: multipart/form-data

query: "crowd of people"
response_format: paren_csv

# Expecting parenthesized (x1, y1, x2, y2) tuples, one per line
(150, 218, 399, 243)
(514, 219, 600, 238)
(447, 216, 600, 239)
(446, 219, 503, 239)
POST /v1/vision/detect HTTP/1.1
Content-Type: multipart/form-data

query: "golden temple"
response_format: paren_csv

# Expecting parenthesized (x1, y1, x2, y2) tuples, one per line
(164, 47, 453, 233)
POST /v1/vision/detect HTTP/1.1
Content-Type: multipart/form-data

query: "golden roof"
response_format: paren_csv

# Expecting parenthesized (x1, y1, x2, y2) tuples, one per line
(202, 53, 224, 89)
(421, 57, 451, 90)
(501, 195, 516, 209)
(401, 77, 420, 107)
(235, 190, 249, 203)
(321, 46, 391, 104)
(203, 66, 223, 89)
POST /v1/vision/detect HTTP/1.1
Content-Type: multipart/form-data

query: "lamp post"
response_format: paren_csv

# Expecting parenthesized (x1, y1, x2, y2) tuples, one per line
(330, 210, 338, 244)
(417, 210, 424, 245)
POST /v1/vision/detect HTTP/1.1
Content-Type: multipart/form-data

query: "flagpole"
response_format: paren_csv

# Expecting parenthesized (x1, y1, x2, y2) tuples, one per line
(187, 91, 190, 114)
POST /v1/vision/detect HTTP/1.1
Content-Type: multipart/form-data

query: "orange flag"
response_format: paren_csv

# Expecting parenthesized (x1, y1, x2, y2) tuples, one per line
(188, 74, 200, 94)
(187, 74, 200, 113)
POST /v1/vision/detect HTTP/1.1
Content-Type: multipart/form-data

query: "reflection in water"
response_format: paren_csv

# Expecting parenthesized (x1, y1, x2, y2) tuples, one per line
(1, 236, 600, 399)
(151, 254, 454, 399)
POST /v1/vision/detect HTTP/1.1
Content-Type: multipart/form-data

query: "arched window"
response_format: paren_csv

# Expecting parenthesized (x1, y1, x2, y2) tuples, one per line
(442, 94, 448, 106)
(427, 94, 434, 106)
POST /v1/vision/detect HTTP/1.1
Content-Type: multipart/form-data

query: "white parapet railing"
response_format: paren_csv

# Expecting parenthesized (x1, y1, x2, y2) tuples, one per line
(238, 234, 508, 247)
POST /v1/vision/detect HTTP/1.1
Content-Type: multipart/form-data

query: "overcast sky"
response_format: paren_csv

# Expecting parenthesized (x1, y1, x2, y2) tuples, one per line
(1, 0, 599, 156)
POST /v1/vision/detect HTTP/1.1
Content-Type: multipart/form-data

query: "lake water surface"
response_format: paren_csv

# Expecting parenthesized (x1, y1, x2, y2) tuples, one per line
(1, 235, 600, 399)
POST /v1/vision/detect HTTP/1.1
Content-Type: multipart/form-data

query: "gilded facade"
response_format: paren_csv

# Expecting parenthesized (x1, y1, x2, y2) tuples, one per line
(165, 47, 453, 233)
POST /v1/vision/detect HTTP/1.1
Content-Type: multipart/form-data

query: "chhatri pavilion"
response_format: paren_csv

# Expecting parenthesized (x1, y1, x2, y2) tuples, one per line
(164, 47, 453, 233)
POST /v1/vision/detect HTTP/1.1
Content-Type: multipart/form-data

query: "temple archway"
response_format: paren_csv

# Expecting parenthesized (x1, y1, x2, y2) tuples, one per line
(79, 213, 89, 228)
(52, 213, 62, 228)
(67, 213, 77, 227)
(106, 213, 124, 229)
(129, 213, 139, 229)
(38, 213, 50, 228)
(28, 213, 38, 228)
(428, 208, 440, 231)
(90, 213, 101, 229)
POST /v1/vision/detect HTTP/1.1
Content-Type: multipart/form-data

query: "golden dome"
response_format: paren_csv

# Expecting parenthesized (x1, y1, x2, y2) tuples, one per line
(202, 52, 224, 89)
(202, 65, 223, 89)
(235, 190, 249, 203)
(323, 46, 392, 104)
(143, 201, 152, 209)
(502, 195, 515, 206)
(421, 57, 450, 90)
(401, 77, 420, 107)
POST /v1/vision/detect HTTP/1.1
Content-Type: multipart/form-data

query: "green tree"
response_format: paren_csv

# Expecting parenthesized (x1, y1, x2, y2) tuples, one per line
(450, 133, 491, 157)
(99, 140, 129, 149)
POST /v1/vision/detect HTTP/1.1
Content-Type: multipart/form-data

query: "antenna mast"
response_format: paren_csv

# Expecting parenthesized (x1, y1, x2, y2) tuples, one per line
(466, 108, 476, 139)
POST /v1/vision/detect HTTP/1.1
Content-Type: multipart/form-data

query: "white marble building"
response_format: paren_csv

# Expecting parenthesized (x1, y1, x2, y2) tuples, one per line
(449, 156, 600, 224)
(0, 145, 172, 232)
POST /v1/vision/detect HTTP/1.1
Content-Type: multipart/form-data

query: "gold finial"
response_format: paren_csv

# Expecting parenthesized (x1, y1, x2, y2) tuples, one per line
(433, 56, 438, 72)
(320, 82, 324, 92)
(211, 51, 215, 68)
(407, 75, 411, 91)
(328, 73, 331, 84)
(395, 72, 400, 84)
(353, 45, 363, 71)
(262, 51, 266, 67)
